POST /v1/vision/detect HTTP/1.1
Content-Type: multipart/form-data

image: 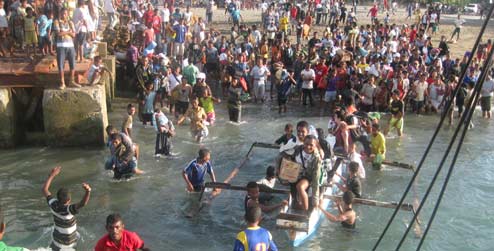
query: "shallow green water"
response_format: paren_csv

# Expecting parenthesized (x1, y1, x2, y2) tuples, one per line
(1, 100, 493, 251)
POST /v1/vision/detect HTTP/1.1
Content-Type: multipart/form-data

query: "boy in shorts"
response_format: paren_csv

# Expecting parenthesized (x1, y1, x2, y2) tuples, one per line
(38, 10, 54, 56)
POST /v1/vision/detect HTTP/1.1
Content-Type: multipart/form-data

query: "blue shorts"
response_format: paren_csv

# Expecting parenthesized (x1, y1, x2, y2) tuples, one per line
(56, 46, 75, 72)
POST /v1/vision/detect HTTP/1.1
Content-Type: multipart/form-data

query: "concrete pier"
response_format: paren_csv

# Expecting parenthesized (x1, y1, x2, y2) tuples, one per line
(0, 55, 114, 148)
(0, 88, 16, 147)
(43, 85, 108, 146)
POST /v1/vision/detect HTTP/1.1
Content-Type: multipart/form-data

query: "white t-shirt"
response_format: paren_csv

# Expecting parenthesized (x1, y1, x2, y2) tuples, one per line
(183, 11, 193, 24)
(429, 13, 437, 24)
(454, 19, 465, 28)
(388, 40, 398, 53)
(481, 79, 494, 97)
(193, 22, 206, 41)
(250, 65, 269, 83)
(295, 150, 315, 166)
(257, 178, 276, 189)
(160, 8, 170, 23)
(72, 6, 90, 33)
(361, 83, 376, 105)
(87, 64, 100, 83)
(104, 0, 115, 13)
(414, 81, 428, 101)
(0, 9, 8, 28)
(168, 74, 182, 91)
(301, 69, 315, 89)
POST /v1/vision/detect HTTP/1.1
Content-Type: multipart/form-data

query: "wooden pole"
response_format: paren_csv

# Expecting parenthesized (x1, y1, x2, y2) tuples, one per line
(324, 195, 414, 211)
(204, 182, 290, 194)
(199, 142, 278, 203)
(252, 142, 280, 149)
(332, 152, 416, 171)
(253, 142, 416, 171)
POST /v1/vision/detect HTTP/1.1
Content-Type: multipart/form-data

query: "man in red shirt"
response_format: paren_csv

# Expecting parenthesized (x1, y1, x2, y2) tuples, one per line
(290, 5, 298, 31)
(94, 213, 150, 251)
(142, 4, 155, 28)
(152, 8, 162, 46)
(409, 24, 417, 43)
(143, 23, 155, 48)
(367, 4, 378, 23)
(314, 58, 329, 101)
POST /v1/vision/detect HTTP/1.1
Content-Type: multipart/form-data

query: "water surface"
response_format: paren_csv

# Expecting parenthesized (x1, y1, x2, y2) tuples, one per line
(1, 101, 493, 250)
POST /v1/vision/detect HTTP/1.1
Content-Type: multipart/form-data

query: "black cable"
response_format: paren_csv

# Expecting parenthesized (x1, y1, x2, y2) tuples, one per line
(395, 44, 494, 250)
(415, 52, 494, 251)
(371, 4, 494, 249)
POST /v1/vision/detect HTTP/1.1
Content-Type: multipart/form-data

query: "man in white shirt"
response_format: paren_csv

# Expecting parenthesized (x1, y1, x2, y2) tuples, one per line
(413, 73, 429, 114)
(388, 36, 399, 53)
(161, 3, 171, 25)
(104, 0, 116, 28)
(300, 63, 315, 106)
(450, 14, 465, 42)
(480, 71, 494, 119)
(250, 58, 270, 103)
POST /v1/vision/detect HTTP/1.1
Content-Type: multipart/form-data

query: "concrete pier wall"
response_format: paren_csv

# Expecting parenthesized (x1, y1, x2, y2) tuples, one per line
(0, 88, 16, 147)
(43, 85, 108, 147)
(0, 51, 115, 148)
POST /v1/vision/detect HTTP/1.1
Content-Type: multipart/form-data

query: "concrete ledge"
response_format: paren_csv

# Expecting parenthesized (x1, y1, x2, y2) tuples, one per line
(0, 88, 16, 147)
(43, 85, 108, 146)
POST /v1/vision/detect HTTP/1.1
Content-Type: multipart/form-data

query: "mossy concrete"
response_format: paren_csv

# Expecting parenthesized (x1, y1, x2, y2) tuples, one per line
(43, 85, 108, 146)
(0, 88, 16, 147)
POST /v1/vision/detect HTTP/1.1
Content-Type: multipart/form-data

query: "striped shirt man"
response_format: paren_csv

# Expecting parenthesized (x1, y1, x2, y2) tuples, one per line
(42, 166, 91, 251)
(47, 195, 80, 250)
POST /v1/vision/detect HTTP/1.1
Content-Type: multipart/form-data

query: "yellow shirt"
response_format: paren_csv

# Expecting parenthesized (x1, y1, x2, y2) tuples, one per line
(371, 132, 386, 156)
(279, 16, 289, 31)
(185, 106, 207, 131)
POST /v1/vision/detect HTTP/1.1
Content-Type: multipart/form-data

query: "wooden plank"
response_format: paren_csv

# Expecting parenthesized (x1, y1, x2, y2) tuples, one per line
(277, 213, 309, 222)
(276, 218, 309, 232)
(324, 195, 413, 211)
(253, 142, 279, 149)
(333, 152, 415, 171)
(204, 182, 290, 194)
(276, 224, 307, 233)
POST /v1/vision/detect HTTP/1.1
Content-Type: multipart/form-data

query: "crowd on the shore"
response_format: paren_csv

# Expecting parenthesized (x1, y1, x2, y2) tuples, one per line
(1, 0, 494, 250)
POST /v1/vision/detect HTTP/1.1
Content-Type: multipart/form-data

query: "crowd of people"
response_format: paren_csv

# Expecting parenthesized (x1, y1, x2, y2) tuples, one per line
(1, 0, 494, 249)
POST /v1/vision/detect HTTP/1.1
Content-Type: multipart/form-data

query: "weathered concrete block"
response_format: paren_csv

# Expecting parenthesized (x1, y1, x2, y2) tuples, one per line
(0, 88, 16, 147)
(96, 42, 108, 57)
(103, 56, 116, 99)
(43, 86, 108, 146)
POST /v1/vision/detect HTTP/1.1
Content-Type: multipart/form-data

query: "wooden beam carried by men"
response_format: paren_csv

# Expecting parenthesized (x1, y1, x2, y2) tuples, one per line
(324, 194, 414, 211)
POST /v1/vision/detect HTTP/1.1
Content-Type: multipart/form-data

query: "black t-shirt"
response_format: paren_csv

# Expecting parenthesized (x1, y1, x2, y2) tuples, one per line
(390, 99, 404, 116)
(345, 115, 361, 140)
(347, 176, 361, 198)
(275, 134, 296, 145)
(308, 38, 321, 49)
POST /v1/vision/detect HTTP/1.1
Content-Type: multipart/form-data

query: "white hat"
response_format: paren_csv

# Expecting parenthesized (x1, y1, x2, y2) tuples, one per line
(394, 53, 401, 58)
(197, 72, 206, 79)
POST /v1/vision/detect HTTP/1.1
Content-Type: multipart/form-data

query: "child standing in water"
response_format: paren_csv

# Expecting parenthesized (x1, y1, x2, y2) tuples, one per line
(199, 88, 221, 125)
(177, 98, 208, 143)
(141, 82, 157, 126)
(275, 123, 295, 145)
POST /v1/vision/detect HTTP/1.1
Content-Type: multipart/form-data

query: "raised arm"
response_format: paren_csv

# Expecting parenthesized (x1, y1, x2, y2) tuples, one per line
(42, 166, 61, 197)
(75, 183, 91, 210)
